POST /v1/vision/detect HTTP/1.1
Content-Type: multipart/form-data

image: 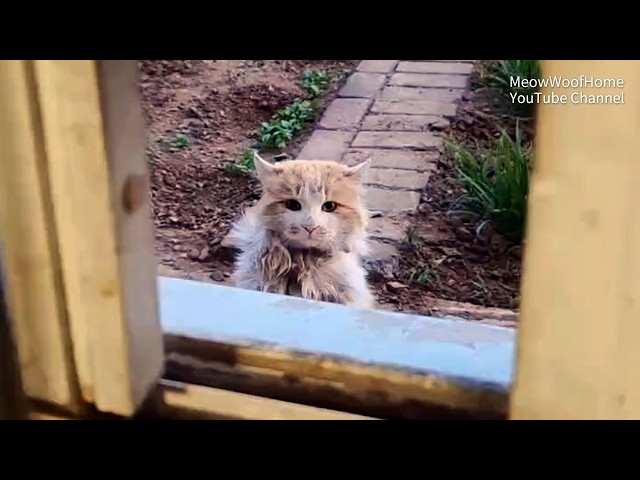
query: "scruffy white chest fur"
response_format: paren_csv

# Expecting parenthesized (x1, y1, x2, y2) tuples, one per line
(230, 154, 374, 309)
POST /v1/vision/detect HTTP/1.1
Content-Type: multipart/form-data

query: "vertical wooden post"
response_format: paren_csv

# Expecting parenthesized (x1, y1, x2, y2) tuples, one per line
(511, 60, 640, 419)
(0, 60, 83, 412)
(0, 60, 163, 416)
(96, 61, 165, 409)
(30, 60, 164, 415)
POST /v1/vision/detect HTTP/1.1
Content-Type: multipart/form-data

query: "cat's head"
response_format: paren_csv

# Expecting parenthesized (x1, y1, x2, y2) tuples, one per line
(252, 152, 370, 253)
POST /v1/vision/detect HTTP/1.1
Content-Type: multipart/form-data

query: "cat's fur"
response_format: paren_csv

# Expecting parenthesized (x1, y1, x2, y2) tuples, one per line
(230, 153, 374, 309)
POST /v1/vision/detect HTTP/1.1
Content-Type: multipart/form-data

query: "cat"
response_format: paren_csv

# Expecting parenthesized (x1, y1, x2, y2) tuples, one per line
(230, 152, 374, 309)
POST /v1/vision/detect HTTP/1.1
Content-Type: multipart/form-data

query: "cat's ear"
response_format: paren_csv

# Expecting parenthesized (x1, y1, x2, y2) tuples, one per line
(344, 157, 370, 184)
(253, 151, 281, 181)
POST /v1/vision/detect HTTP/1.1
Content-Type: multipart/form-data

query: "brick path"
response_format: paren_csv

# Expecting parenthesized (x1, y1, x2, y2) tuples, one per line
(296, 60, 474, 278)
(168, 60, 518, 324)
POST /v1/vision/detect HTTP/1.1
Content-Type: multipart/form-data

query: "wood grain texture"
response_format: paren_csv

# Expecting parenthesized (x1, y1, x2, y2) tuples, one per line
(30, 60, 163, 415)
(0, 60, 81, 410)
(511, 60, 640, 419)
(156, 379, 376, 420)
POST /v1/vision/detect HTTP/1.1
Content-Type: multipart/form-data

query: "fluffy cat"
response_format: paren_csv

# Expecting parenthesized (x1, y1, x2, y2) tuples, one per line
(230, 152, 374, 309)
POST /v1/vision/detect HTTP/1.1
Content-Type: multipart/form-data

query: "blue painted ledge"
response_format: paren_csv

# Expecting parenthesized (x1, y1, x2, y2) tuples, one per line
(158, 276, 516, 392)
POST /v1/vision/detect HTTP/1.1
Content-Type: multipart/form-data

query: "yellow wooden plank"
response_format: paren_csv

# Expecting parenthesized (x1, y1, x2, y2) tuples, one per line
(29, 412, 74, 420)
(97, 60, 165, 410)
(0, 60, 81, 410)
(511, 60, 640, 419)
(30, 60, 163, 415)
(158, 379, 377, 420)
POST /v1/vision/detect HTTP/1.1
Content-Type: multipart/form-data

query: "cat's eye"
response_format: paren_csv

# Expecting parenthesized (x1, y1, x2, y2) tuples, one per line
(322, 201, 337, 213)
(284, 199, 302, 211)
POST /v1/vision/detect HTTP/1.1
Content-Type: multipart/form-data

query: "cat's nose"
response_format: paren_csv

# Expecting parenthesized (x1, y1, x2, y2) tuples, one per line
(302, 224, 318, 235)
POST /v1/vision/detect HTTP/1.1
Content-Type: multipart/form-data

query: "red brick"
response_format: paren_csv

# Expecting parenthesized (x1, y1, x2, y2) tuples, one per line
(371, 100, 457, 116)
(296, 130, 354, 161)
(390, 73, 469, 89)
(380, 86, 463, 102)
(361, 114, 445, 131)
(357, 60, 398, 73)
(397, 61, 473, 74)
(318, 98, 371, 130)
(344, 149, 438, 171)
(352, 131, 442, 150)
(338, 73, 386, 98)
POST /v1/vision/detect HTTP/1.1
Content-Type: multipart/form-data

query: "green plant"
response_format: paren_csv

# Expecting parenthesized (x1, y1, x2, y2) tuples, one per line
(300, 70, 329, 98)
(224, 150, 255, 175)
(169, 133, 190, 150)
(483, 60, 541, 118)
(301, 70, 329, 97)
(404, 226, 422, 246)
(259, 100, 314, 150)
(447, 124, 532, 242)
(471, 274, 490, 296)
(300, 69, 346, 98)
(409, 266, 440, 286)
(487, 60, 541, 98)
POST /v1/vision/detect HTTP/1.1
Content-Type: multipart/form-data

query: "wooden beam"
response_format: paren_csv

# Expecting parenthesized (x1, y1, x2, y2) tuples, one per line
(511, 60, 640, 419)
(159, 277, 513, 419)
(153, 379, 377, 420)
(97, 60, 165, 411)
(29, 412, 73, 420)
(26, 60, 163, 415)
(0, 60, 83, 411)
(165, 336, 509, 420)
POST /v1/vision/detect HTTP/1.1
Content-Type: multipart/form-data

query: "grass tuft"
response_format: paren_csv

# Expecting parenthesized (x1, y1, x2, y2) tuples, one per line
(447, 123, 532, 242)
(486, 60, 542, 98)
(480, 60, 542, 118)
(224, 150, 255, 175)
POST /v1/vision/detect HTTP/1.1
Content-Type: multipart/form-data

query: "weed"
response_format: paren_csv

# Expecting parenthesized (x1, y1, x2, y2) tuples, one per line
(224, 150, 255, 175)
(409, 266, 440, 286)
(471, 274, 490, 296)
(253, 68, 346, 151)
(485, 60, 542, 97)
(447, 123, 532, 242)
(301, 70, 331, 98)
(169, 133, 190, 150)
(472, 60, 500, 87)
(300, 69, 349, 98)
(259, 100, 314, 150)
(245, 60, 267, 67)
(483, 60, 542, 117)
(301, 70, 341, 97)
(404, 226, 423, 246)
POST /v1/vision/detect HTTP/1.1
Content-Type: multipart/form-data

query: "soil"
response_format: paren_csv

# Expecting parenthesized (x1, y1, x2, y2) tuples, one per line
(373, 63, 533, 314)
(141, 60, 528, 320)
(139, 60, 357, 282)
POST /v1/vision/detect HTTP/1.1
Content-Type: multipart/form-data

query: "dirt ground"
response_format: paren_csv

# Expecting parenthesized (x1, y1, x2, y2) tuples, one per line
(139, 60, 357, 282)
(140, 60, 525, 318)
(374, 66, 530, 313)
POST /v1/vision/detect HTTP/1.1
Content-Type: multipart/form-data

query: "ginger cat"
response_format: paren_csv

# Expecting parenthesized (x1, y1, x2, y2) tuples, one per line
(230, 153, 374, 309)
